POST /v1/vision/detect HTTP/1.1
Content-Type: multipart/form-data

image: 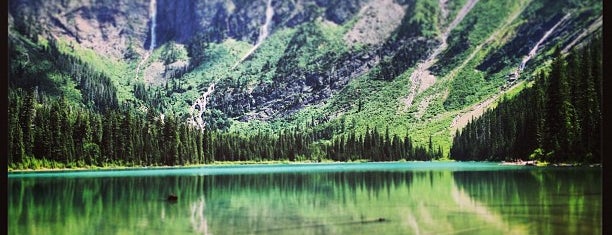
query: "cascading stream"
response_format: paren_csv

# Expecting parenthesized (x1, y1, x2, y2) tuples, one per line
(134, 0, 157, 81)
(188, 0, 275, 131)
(439, 0, 449, 24)
(518, 13, 571, 72)
(188, 83, 215, 131)
(149, 0, 157, 51)
(231, 0, 274, 69)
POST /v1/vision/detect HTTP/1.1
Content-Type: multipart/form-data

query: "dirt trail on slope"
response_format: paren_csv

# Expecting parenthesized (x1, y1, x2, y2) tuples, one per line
(412, 1, 530, 120)
(403, 0, 480, 109)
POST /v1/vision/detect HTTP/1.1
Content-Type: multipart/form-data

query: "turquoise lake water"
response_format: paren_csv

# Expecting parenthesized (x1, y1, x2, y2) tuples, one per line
(8, 162, 601, 234)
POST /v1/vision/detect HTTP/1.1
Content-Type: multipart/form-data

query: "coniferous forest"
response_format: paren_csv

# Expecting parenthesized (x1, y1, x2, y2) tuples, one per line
(7, 30, 444, 170)
(8, 35, 602, 169)
(7, 2, 604, 234)
(450, 37, 602, 163)
(8, 90, 441, 169)
(6, 0, 602, 169)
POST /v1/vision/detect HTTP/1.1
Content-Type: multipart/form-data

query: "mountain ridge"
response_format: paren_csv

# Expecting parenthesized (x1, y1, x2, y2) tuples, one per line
(9, 0, 602, 155)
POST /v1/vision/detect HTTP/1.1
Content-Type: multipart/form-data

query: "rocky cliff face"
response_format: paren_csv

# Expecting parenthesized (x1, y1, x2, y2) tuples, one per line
(203, 0, 435, 121)
(210, 36, 438, 121)
(10, 0, 150, 59)
(9, 0, 602, 136)
(154, 0, 374, 45)
(9, 0, 376, 59)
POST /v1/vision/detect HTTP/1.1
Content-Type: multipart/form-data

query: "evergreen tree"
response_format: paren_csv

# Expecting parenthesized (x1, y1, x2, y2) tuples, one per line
(450, 38, 601, 163)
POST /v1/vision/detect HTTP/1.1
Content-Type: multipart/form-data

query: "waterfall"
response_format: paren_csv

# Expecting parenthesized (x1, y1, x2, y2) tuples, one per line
(258, 0, 274, 43)
(189, 83, 216, 131)
(232, 0, 274, 69)
(133, 0, 157, 82)
(518, 13, 571, 73)
(191, 0, 275, 129)
(190, 197, 212, 235)
(149, 0, 157, 51)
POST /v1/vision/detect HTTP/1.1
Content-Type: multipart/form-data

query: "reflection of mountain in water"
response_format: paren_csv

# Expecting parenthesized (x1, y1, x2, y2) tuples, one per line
(8, 168, 601, 235)
(452, 169, 601, 235)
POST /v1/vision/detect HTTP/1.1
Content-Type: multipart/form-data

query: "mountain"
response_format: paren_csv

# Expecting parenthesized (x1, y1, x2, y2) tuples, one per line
(8, 0, 602, 161)
(451, 37, 602, 163)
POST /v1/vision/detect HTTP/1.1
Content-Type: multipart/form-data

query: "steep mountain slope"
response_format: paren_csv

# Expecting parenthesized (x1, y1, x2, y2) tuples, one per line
(9, 0, 602, 156)
(451, 37, 602, 162)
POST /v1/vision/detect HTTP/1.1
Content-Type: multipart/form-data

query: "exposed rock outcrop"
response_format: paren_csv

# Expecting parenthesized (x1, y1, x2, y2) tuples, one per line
(10, 0, 150, 59)
(9, 0, 381, 61)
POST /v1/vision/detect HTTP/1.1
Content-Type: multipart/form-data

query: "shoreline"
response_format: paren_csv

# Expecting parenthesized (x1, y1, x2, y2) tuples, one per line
(7, 160, 304, 173)
(8, 159, 458, 173)
(7, 159, 600, 173)
(499, 160, 601, 168)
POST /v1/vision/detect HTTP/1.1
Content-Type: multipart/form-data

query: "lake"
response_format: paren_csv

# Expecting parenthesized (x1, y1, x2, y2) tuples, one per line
(8, 162, 601, 234)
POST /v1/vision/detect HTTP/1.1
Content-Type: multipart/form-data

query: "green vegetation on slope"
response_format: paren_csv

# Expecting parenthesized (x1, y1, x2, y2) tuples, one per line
(7, 0, 602, 168)
(438, 0, 524, 110)
(451, 36, 601, 163)
(9, 33, 119, 112)
(8, 86, 442, 170)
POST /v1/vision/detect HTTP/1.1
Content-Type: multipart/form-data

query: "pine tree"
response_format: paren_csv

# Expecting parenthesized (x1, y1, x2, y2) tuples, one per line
(19, 89, 35, 157)
(450, 38, 601, 163)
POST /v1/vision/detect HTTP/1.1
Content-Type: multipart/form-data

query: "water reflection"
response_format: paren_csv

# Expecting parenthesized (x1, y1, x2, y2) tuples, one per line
(452, 169, 601, 235)
(8, 166, 600, 235)
(190, 196, 211, 235)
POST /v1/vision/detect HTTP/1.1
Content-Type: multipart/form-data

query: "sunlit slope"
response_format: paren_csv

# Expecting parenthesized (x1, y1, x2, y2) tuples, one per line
(8, 0, 602, 155)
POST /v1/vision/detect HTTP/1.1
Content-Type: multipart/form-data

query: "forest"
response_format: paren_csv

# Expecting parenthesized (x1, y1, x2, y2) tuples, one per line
(8, 35, 602, 169)
(8, 89, 442, 169)
(7, 14, 601, 169)
(450, 37, 602, 163)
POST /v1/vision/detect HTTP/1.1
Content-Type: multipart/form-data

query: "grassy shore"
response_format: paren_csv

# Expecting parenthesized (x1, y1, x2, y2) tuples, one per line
(9, 159, 599, 173)
(7, 159, 360, 173)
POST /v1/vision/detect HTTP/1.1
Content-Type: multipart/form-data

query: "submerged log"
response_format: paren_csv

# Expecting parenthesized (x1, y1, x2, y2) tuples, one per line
(167, 194, 178, 202)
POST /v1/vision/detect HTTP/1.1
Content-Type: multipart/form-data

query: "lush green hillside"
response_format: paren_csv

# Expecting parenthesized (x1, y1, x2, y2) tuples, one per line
(8, 0, 602, 168)
(450, 37, 601, 163)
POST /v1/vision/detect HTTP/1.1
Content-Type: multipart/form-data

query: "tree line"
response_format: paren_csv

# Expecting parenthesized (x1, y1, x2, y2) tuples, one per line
(8, 87, 441, 169)
(450, 36, 601, 163)
(327, 127, 442, 161)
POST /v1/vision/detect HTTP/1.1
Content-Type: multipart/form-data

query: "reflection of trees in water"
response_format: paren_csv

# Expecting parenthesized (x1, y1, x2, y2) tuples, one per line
(9, 176, 206, 234)
(192, 172, 415, 202)
(7, 171, 514, 234)
(8, 172, 416, 234)
(451, 169, 601, 235)
(196, 172, 419, 234)
(190, 196, 211, 235)
(450, 183, 529, 234)
(9, 168, 600, 234)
